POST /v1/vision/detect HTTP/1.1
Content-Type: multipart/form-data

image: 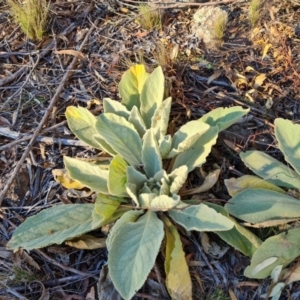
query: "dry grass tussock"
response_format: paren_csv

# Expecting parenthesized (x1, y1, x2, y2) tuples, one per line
(8, 0, 48, 40)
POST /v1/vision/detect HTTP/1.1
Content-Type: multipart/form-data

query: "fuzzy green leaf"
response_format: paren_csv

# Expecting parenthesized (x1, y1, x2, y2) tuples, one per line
(103, 98, 130, 119)
(106, 210, 143, 251)
(140, 66, 164, 128)
(65, 106, 116, 154)
(94, 194, 124, 219)
(169, 166, 188, 195)
(172, 127, 218, 172)
(139, 193, 157, 209)
(128, 106, 146, 137)
(64, 156, 109, 194)
(95, 113, 142, 166)
(126, 166, 148, 190)
(125, 183, 140, 207)
(206, 203, 262, 257)
(225, 188, 300, 224)
(225, 175, 285, 197)
(275, 118, 300, 175)
(151, 97, 172, 142)
(168, 204, 234, 231)
(108, 155, 128, 197)
(244, 228, 300, 279)
(168, 121, 210, 158)
(108, 210, 164, 300)
(150, 195, 180, 212)
(199, 106, 250, 131)
(119, 64, 149, 110)
(7, 204, 99, 250)
(159, 134, 172, 158)
(141, 129, 162, 178)
(240, 151, 300, 189)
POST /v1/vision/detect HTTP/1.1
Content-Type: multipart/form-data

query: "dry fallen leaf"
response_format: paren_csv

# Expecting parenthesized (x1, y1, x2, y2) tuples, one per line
(65, 234, 106, 249)
(54, 50, 87, 62)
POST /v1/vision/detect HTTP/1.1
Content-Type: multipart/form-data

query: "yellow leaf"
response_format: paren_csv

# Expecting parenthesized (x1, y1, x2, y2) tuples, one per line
(65, 234, 106, 249)
(254, 73, 266, 88)
(130, 64, 148, 93)
(225, 175, 285, 197)
(52, 169, 85, 190)
(164, 217, 192, 300)
(65, 106, 82, 119)
(262, 44, 272, 60)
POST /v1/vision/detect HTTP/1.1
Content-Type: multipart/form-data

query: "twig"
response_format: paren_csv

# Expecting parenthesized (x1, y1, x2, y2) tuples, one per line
(190, 234, 221, 285)
(35, 249, 99, 280)
(0, 121, 67, 151)
(0, 18, 97, 205)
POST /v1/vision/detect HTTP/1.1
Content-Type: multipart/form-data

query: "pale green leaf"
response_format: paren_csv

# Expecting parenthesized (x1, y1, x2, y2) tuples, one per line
(141, 129, 162, 178)
(64, 156, 109, 194)
(168, 121, 210, 158)
(65, 234, 106, 249)
(125, 183, 140, 207)
(65, 106, 116, 154)
(199, 106, 250, 131)
(225, 175, 285, 197)
(206, 202, 262, 257)
(126, 166, 148, 190)
(108, 210, 164, 300)
(164, 217, 192, 300)
(169, 166, 188, 194)
(139, 193, 157, 209)
(225, 188, 300, 224)
(119, 64, 149, 110)
(151, 97, 172, 142)
(7, 204, 99, 250)
(95, 113, 142, 166)
(244, 228, 300, 279)
(275, 118, 300, 175)
(168, 204, 234, 232)
(128, 106, 146, 137)
(159, 134, 172, 158)
(172, 127, 218, 172)
(150, 195, 180, 212)
(140, 66, 164, 128)
(94, 194, 123, 219)
(160, 177, 170, 196)
(108, 155, 128, 197)
(106, 210, 143, 252)
(103, 98, 130, 119)
(240, 151, 300, 189)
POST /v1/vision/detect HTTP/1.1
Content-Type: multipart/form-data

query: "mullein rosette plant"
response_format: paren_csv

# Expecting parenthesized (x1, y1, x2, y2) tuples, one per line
(8, 65, 256, 300)
(224, 119, 300, 299)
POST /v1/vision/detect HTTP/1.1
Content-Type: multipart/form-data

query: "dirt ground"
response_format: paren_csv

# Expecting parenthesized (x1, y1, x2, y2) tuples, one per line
(1, 0, 300, 299)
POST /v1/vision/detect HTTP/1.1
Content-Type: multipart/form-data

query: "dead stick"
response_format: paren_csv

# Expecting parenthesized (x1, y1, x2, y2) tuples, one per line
(0, 121, 67, 151)
(0, 20, 97, 205)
